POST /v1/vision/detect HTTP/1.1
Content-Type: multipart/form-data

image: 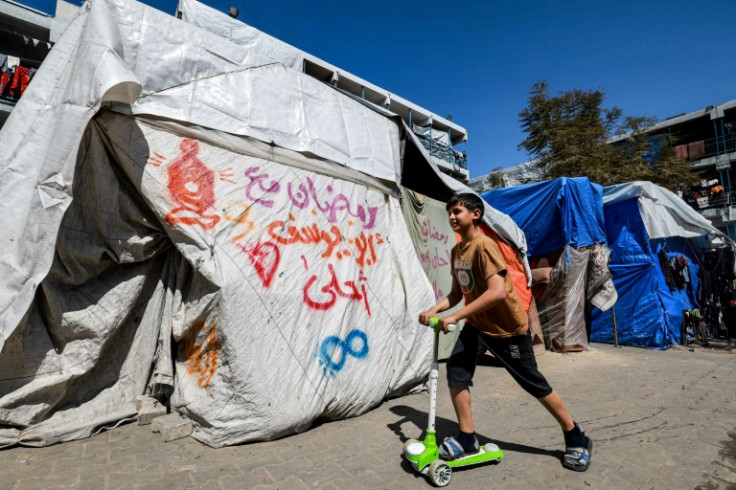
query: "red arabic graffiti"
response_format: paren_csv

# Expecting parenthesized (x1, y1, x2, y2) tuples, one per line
(163, 139, 221, 229)
(180, 323, 221, 388)
(303, 263, 371, 315)
(237, 240, 281, 288)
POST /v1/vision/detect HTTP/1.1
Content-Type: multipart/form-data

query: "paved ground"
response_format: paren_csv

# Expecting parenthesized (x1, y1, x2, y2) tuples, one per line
(2, 341, 735, 490)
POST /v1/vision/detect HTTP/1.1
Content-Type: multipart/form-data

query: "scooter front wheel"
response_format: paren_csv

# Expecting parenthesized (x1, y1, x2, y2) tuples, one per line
(428, 460, 452, 487)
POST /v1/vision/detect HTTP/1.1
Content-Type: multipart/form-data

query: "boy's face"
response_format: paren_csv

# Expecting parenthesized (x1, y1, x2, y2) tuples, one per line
(447, 203, 480, 232)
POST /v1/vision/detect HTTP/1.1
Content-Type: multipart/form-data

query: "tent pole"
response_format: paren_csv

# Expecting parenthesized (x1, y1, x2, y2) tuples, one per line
(611, 306, 619, 347)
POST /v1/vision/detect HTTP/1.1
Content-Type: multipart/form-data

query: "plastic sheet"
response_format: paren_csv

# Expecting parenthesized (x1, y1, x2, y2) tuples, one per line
(534, 246, 591, 352)
(399, 189, 462, 359)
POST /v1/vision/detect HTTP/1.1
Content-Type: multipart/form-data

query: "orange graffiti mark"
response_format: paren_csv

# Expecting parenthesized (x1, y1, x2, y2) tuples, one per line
(180, 323, 221, 388)
(355, 232, 384, 268)
(223, 201, 256, 241)
(165, 139, 221, 229)
(267, 217, 343, 259)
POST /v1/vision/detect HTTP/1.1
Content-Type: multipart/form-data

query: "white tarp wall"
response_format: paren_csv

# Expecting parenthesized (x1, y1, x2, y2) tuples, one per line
(177, 0, 304, 71)
(0, 0, 434, 448)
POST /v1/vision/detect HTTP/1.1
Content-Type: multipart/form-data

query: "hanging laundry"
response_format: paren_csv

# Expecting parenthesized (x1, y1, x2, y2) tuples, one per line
(6, 56, 20, 70)
(0, 74, 9, 97)
(7, 66, 28, 99)
(669, 257, 685, 290)
(679, 256, 690, 285)
(0, 54, 9, 97)
(20, 67, 36, 95)
(658, 248, 676, 292)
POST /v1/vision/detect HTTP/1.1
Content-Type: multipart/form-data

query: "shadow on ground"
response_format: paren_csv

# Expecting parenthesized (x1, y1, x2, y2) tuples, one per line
(388, 404, 563, 467)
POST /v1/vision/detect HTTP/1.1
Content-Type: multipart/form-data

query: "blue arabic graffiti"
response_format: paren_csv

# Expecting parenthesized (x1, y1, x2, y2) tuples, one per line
(318, 329, 369, 377)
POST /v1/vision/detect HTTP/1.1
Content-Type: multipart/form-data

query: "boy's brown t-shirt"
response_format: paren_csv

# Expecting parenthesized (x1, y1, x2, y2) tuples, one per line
(451, 233, 528, 337)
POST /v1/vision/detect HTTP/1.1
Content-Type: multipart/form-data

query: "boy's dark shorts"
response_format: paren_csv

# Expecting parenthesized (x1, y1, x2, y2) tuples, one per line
(447, 324, 553, 399)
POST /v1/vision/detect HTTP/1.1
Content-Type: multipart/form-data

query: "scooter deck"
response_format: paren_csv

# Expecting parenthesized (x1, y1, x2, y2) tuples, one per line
(446, 443, 504, 468)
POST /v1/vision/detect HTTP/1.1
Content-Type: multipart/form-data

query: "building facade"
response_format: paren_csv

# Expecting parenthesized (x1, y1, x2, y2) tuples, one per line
(609, 100, 736, 238)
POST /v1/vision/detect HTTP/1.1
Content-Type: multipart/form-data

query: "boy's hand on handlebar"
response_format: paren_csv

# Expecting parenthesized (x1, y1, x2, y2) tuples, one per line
(437, 315, 459, 333)
(418, 310, 436, 326)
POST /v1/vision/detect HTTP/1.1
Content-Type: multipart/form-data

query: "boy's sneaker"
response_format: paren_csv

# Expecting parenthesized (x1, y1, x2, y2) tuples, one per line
(563, 435, 593, 472)
(438, 434, 479, 460)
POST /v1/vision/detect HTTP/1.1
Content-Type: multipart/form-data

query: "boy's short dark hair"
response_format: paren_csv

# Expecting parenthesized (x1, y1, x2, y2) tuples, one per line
(446, 193, 485, 225)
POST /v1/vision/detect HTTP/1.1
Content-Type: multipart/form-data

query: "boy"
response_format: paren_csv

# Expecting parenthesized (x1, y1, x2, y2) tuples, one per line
(418, 193, 592, 472)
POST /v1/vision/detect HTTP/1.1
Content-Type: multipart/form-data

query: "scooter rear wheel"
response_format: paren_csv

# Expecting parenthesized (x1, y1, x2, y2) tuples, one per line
(428, 460, 452, 487)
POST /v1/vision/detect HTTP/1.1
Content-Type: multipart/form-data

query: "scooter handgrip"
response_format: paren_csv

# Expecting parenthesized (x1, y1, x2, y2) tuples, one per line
(428, 317, 457, 333)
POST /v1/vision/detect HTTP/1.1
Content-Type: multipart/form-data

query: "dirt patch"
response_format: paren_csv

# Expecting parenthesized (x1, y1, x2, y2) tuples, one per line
(695, 431, 736, 489)
(721, 431, 736, 464)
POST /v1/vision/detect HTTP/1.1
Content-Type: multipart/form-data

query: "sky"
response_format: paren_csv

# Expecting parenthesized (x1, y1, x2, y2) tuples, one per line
(21, 0, 736, 179)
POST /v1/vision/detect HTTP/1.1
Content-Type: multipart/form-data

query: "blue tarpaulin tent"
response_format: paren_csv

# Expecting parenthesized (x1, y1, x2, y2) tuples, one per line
(591, 197, 703, 348)
(591, 182, 730, 349)
(480, 177, 606, 256)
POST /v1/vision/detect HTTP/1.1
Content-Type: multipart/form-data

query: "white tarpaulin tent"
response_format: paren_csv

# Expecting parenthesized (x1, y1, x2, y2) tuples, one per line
(603, 181, 733, 241)
(0, 0, 529, 448)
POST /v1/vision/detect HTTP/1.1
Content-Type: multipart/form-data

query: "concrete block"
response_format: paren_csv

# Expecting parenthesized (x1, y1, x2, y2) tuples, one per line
(151, 416, 164, 433)
(137, 397, 167, 426)
(136, 395, 157, 411)
(151, 413, 193, 442)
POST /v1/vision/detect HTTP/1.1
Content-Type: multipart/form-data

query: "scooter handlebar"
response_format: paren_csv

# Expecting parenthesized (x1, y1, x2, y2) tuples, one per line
(427, 316, 457, 333)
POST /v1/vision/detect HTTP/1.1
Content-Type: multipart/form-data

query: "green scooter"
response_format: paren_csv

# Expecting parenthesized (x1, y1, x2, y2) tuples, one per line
(403, 317, 504, 487)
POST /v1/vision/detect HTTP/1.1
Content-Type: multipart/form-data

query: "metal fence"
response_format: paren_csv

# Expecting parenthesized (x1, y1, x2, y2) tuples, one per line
(704, 133, 736, 158)
(414, 133, 467, 169)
